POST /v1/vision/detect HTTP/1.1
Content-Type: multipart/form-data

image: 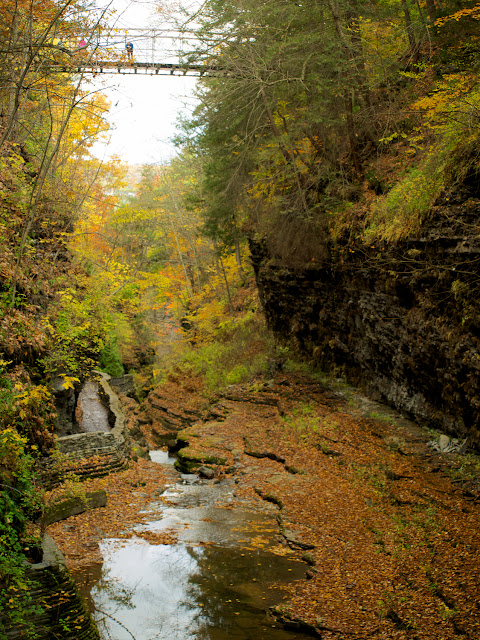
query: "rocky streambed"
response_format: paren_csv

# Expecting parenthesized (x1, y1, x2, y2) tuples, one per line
(73, 450, 314, 640)
(48, 373, 480, 640)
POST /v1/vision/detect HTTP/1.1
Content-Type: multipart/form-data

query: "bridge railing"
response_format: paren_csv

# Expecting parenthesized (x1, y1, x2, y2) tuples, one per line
(65, 29, 193, 64)
(47, 28, 208, 74)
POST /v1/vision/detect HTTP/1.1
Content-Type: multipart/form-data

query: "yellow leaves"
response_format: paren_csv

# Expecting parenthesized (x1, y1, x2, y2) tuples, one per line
(435, 5, 480, 27)
(379, 132, 407, 144)
(0, 427, 27, 447)
(0, 427, 30, 481)
(360, 17, 405, 85)
(411, 72, 479, 138)
(15, 385, 51, 405)
(398, 70, 423, 80)
(59, 289, 75, 303)
(249, 131, 315, 202)
(59, 374, 81, 390)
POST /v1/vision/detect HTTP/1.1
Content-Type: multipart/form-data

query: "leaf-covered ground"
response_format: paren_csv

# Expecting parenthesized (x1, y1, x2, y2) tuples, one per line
(46, 457, 176, 568)
(48, 373, 480, 640)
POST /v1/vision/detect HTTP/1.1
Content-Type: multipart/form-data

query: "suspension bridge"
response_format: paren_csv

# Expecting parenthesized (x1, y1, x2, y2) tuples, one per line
(53, 28, 214, 76)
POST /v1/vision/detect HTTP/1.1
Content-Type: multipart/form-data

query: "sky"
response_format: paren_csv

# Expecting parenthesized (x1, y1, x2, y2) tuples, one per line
(87, 0, 201, 166)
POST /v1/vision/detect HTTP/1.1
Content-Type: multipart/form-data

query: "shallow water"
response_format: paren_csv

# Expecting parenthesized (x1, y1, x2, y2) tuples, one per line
(75, 451, 313, 640)
(149, 449, 177, 465)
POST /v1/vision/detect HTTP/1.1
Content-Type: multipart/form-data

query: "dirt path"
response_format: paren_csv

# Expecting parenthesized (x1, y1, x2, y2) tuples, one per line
(48, 373, 480, 640)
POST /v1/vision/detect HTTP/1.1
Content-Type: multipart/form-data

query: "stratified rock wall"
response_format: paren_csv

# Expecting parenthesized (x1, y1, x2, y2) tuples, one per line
(251, 193, 480, 446)
(1, 535, 100, 640)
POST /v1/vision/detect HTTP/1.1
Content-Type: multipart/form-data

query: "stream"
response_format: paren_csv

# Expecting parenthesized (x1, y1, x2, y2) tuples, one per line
(73, 450, 314, 640)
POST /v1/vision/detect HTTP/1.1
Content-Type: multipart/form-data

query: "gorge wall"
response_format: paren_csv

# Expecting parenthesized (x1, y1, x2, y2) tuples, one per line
(252, 189, 480, 447)
(2, 535, 99, 640)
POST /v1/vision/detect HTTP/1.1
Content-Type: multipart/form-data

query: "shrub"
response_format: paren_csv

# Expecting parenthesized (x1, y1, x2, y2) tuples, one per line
(364, 155, 444, 242)
(100, 334, 125, 377)
(0, 427, 44, 638)
(0, 363, 56, 454)
(158, 307, 272, 395)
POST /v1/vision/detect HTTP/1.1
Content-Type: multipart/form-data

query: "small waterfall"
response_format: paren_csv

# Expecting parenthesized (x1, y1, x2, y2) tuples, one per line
(76, 380, 110, 432)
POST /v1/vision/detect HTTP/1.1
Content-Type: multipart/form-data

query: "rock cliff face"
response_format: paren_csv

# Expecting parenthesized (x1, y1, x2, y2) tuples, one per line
(252, 191, 480, 446)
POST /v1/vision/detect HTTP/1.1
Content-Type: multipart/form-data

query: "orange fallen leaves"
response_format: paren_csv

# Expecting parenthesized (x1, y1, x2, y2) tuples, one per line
(51, 373, 480, 640)
(134, 373, 480, 640)
(47, 457, 172, 571)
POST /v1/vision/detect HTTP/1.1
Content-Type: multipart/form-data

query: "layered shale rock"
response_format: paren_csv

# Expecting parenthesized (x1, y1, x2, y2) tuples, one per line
(251, 192, 480, 446)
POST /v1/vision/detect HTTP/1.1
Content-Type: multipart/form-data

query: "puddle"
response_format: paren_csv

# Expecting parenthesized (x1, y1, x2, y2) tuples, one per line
(74, 451, 313, 640)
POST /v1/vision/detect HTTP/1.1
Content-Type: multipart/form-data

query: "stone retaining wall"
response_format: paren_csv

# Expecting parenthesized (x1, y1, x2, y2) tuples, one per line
(58, 430, 124, 457)
(42, 372, 130, 482)
(1, 536, 99, 640)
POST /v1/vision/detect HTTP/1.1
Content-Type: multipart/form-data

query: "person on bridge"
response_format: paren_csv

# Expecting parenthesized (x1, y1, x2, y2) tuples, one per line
(126, 41, 134, 60)
(77, 38, 88, 60)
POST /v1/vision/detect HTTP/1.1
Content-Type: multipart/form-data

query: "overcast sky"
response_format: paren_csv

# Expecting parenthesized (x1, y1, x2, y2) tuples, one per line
(88, 0, 201, 166)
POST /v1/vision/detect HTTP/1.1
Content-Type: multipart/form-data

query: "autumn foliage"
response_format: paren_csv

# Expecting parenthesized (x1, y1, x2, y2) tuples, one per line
(175, 0, 480, 257)
(1, 0, 480, 636)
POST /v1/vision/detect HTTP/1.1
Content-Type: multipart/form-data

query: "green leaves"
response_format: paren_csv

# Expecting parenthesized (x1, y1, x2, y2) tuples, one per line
(0, 426, 43, 637)
(179, 0, 376, 251)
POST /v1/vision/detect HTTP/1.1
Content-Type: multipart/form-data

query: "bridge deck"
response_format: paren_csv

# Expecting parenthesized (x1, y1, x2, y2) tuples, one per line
(54, 61, 214, 76)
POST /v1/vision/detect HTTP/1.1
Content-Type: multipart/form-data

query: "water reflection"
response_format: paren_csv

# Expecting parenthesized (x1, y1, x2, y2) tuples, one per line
(92, 540, 309, 640)
(77, 452, 313, 640)
(94, 542, 199, 639)
(185, 545, 305, 640)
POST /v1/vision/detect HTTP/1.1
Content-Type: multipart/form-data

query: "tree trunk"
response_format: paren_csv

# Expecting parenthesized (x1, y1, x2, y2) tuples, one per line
(346, 0, 371, 110)
(219, 254, 234, 314)
(400, 0, 418, 56)
(234, 236, 246, 284)
(326, 0, 364, 176)
(345, 91, 362, 176)
(425, 0, 438, 22)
